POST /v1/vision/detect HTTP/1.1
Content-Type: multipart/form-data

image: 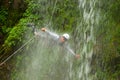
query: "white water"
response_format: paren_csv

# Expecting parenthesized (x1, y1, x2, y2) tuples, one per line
(12, 0, 100, 80)
(76, 0, 99, 80)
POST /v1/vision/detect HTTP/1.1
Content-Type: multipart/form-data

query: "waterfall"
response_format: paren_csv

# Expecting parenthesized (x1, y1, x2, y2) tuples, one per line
(75, 0, 99, 80)
(11, 0, 100, 80)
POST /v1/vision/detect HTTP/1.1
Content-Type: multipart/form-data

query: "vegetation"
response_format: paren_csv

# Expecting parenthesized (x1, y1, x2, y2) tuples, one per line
(94, 0, 120, 80)
(0, 0, 120, 80)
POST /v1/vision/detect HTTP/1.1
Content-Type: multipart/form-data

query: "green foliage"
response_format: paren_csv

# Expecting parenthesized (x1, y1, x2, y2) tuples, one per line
(0, 8, 8, 25)
(95, 0, 120, 80)
(2, 26, 12, 34)
(113, 25, 120, 54)
(4, 25, 26, 47)
(2, 18, 29, 55)
(109, 1, 120, 23)
(2, 0, 46, 50)
(52, 0, 80, 32)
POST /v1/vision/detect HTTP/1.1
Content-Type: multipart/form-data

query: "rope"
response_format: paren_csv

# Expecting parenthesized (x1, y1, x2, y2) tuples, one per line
(0, 47, 6, 59)
(0, 47, 5, 54)
(0, 36, 35, 66)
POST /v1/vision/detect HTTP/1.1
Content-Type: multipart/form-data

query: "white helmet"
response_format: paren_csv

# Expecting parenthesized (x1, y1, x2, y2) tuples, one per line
(62, 33, 70, 40)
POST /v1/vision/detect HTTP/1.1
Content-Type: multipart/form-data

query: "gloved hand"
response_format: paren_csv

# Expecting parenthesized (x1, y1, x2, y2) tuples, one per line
(41, 28, 46, 32)
(75, 54, 80, 59)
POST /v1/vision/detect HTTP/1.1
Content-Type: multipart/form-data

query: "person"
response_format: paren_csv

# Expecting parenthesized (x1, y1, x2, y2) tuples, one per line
(34, 27, 80, 59)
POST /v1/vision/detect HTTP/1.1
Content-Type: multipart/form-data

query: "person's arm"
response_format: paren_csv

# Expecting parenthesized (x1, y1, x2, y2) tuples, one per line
(65, 45, 80, 59)
(41, 28, 59, 40)
(65, 45, 75, 55)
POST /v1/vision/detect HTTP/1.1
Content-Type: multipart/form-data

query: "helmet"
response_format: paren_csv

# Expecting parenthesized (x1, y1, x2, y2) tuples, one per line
(62, 33, 70, 40)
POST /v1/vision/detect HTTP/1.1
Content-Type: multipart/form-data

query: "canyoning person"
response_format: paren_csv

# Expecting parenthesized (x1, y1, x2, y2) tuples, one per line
(34, 27, 80, 59)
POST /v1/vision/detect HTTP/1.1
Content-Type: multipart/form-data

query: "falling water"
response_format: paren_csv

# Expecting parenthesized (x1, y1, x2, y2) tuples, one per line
(76, 0, 99, 80)
(11, 0, 100, 80)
